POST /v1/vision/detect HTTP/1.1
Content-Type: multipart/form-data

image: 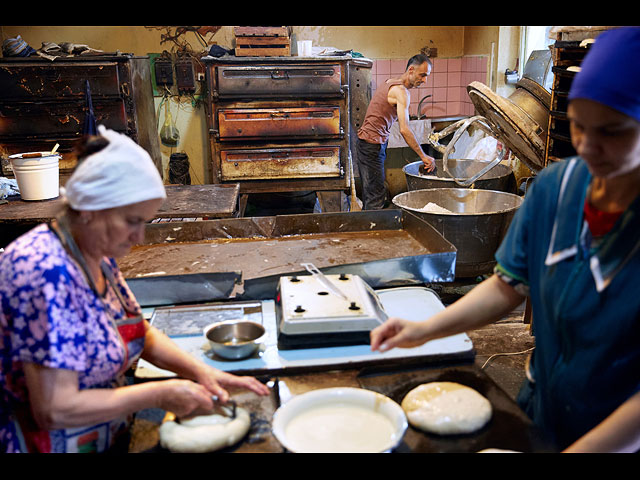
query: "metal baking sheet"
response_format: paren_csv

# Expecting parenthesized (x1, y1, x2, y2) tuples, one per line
(148, 301, 263, 337)
(120, 210, 457, 302)
(134, 287, 473, 378)
(126, 271, 242, 307)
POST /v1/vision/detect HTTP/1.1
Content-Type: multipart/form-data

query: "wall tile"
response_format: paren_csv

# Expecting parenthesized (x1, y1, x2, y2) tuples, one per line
(447, 71, 462, 87)
(447, 102, 463, 116)
(432, 57, 447, 73)
(432, 72, 447, 88)
(390, 59, 405, 75)
(426, 103, 447, 117)
(376, 59, 390, 75)
(419, 86, 433, 100)
(461, 86, 469, 101)
(478, 56, 488, 73)
(474, 72, 487, 83)
(447, 86, 461, 102)
(448, 57, 462, 72)
(433, 87, 447, 102)
(467, 56, 476, 72)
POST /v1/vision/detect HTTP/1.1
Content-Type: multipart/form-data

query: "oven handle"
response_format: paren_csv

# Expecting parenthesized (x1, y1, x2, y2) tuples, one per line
(270, 70, 289, 80)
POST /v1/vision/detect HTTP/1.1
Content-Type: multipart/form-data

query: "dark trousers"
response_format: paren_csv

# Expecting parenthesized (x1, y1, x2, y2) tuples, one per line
(356, 137, 388, 210)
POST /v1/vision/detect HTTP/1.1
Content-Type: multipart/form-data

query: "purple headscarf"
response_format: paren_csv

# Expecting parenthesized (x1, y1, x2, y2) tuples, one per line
(568, 27, 640, 122)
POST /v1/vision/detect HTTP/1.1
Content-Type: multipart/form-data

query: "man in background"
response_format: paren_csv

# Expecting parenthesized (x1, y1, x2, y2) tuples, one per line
(356, 54, 436, 210)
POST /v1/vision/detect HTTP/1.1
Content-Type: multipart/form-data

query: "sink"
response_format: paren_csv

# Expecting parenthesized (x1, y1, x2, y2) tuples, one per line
(387, 118, 433, 148)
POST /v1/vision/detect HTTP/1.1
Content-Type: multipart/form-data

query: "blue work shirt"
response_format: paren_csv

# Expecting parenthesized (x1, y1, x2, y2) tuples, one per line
(494, 157, 640, 450)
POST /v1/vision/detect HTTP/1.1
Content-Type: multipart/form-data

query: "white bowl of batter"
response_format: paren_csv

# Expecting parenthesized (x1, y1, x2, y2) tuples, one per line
(272, 387, 407, 453)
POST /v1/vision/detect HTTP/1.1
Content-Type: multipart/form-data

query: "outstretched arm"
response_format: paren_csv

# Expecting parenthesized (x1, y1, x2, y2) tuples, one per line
(390, 85, 435, 171)
(141, 322, 269, 402)
(371, 274, 525, 352)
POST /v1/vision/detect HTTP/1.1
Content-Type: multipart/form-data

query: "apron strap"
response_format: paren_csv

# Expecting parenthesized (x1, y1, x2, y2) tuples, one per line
(49, 217, 145, 371)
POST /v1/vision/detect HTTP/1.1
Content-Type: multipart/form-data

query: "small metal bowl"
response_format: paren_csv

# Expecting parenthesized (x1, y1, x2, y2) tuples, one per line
(204, 320, 266, 360)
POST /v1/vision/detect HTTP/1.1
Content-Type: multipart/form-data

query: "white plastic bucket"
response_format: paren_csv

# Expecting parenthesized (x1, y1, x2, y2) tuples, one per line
(8, 152, 61, 201)
(297, 40, 312, 56)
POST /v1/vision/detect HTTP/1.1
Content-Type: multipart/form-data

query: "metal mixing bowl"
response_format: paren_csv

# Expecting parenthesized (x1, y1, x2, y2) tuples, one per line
(403, 159, 517, 193)
(392, 188, 523, 277)
(204, 320, 266, 360)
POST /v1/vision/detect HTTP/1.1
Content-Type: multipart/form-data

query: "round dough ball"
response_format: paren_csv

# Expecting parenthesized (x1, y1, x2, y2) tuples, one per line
(401, 381, 492, 435)
(159, 407, 251, 453)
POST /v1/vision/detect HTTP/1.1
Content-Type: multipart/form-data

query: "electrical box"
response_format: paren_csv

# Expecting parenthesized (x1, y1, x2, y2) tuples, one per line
(175, 59, 196, 92)
(154, 59, 174, 86)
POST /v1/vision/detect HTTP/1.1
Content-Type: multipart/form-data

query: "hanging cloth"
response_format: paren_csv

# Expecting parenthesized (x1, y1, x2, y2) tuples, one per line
(83, 80, 97, 136)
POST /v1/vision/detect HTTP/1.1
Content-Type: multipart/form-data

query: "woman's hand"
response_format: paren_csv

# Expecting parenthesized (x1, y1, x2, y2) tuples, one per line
(155, 379, 215, 418)
(370, 317, 430, 353)
(371, 275, 526, 355)
(141, 324, 269, 405)
(155, 370, 270, 419)
(194, 366, 270, 404)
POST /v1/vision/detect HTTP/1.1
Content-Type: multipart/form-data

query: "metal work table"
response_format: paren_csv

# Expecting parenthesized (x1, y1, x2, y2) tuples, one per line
(127, 287, 547, 453)
(129, 349, 549, 453)
(0, 183, 240, 247)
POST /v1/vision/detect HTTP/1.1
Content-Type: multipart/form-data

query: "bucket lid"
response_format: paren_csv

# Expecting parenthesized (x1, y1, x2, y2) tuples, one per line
(9, 151, 61, 160)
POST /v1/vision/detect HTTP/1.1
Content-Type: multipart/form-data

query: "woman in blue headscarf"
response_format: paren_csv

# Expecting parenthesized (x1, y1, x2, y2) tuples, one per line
(370, 27, 640, 452)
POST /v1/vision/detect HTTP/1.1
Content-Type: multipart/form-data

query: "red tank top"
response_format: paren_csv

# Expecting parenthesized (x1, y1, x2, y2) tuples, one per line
(357, 79, 403, 144)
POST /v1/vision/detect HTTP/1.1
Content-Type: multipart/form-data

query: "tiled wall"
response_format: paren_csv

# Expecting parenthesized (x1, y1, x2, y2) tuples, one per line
(370, 55, 489, 118)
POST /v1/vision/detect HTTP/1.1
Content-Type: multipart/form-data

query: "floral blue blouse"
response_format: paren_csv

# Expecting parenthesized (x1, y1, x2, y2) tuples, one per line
(0, 224, 145, 453)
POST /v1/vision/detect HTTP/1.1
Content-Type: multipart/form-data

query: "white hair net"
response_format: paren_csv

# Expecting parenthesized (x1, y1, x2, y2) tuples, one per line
(61, 125, 166, 211)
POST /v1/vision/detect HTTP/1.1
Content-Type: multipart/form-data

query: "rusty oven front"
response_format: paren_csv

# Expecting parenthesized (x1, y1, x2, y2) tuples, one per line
(0, 56, 161, 176)
(203, 57, 351, 194)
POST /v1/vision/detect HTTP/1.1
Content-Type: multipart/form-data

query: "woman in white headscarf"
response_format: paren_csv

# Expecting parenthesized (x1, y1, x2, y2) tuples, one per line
(0, 127, 269, 453)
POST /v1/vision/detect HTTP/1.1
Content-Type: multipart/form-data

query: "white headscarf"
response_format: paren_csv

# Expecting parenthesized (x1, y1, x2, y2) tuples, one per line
(61, 125, 166, 211)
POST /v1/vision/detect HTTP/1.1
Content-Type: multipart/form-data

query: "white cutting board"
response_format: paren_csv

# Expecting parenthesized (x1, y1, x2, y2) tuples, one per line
(135, 286, 473, 378)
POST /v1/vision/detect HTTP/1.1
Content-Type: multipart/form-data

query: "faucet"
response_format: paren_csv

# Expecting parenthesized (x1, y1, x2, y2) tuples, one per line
(417, 94, 432, 119)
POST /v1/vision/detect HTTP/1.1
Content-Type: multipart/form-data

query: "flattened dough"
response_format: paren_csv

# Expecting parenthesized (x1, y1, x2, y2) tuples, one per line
(159, 407, 251, 453)
(401, 382, 492, 435)
(477, 448, 520, 453)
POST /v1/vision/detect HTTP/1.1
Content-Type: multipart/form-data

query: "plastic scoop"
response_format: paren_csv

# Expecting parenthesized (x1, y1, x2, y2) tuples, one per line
(301, 262, 348, 301)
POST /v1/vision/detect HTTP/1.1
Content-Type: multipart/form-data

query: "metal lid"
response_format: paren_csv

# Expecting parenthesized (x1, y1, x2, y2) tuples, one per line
(467, 81, 549, 172)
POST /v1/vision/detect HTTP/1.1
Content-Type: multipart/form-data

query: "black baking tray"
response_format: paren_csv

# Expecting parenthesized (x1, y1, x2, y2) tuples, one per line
(357, 363, 555, 453)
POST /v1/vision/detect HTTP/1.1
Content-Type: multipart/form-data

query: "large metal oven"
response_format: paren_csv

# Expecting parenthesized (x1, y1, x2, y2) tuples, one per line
(202, 55, 355, 213)
(0, 55, 161, 178)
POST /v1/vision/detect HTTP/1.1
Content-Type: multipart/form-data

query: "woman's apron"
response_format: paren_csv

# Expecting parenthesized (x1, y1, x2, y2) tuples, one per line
(512, 158, 640, 449)
(12, 218, 146, 453)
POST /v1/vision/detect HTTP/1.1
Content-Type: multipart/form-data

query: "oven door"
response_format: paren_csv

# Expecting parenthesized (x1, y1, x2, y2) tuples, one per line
(215, 64, 343, 98)
(0, 62, 123, 100)
(0, 99, 128, 137)
(217, 106, 342, 140)
(219, 146, 342, 181)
